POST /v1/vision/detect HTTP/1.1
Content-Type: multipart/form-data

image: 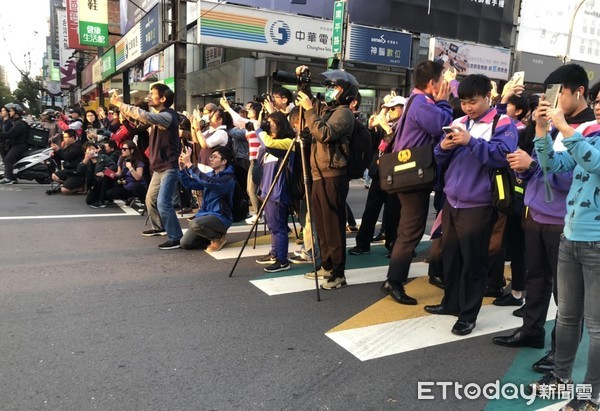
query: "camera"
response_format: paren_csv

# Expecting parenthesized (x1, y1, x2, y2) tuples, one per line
(256, 93, 272, 104)
(272, 69, 311, 85)
(259, 120, 271, 134)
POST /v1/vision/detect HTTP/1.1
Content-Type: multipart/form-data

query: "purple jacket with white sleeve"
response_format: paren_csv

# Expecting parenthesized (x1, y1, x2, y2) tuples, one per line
(434, 107, 518, 208)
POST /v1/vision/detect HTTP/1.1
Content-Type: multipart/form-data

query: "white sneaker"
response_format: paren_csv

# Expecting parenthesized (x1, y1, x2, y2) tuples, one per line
(245, 214, 265, 225)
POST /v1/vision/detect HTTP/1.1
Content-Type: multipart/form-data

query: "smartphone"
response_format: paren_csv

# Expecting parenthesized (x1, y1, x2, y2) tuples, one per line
(545, 84, 562, 109)
(442, 126, 458, 135)
(512, 71, 525, 86)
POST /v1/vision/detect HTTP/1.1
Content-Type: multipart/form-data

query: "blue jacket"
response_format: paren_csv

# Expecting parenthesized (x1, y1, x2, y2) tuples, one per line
(179, 164, 236, 229)
(534, 121, 600, 241)
(392, 89, 453, 152)
(434, 108, 518, 208)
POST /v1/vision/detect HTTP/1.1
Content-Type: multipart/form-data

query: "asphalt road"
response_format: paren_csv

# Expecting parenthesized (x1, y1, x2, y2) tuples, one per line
(0, 180, 564, 411)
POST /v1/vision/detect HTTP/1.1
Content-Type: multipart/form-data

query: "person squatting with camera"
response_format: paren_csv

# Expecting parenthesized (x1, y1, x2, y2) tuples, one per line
(178, 145, 236, 252)
(77, 141, 118, 208)
(104, 140, 148, 206)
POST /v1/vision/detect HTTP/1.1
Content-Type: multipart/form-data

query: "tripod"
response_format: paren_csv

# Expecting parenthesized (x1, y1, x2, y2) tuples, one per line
(228, 107, 322, 301)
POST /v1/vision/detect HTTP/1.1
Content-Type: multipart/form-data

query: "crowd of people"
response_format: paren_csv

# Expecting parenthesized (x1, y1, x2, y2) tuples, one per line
(2, 60, 599, 410)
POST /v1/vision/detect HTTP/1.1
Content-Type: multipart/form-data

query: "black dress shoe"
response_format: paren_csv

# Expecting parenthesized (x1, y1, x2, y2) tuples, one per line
(380, 280, 391, 294)
(493, 293, 524, 306)
(428, 276, 444, 289)
(424, 304, 458, 316)
(484, 286, 504, 298)
(452, 320, 476, 336)
(389, 285, 417, 305)
(513, 306, 525, 318)
(532, 351, 555, 373)
(492, 329, 545, 348)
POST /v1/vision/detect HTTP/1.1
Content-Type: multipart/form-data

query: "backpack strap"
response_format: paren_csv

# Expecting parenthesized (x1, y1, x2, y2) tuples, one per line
(391, 94, 417, 147)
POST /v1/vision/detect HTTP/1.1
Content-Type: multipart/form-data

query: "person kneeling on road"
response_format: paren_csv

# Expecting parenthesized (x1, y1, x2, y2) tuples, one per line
(178, 145, 236, 252)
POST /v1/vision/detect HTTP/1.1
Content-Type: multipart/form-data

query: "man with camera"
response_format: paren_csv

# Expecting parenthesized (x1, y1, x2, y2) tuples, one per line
(48, 129, 85, 194)
(295, 66, 358, 290)
(264, 87, 295, 115)
(111, 84, 183, 250)
(178, 145, 236, 252)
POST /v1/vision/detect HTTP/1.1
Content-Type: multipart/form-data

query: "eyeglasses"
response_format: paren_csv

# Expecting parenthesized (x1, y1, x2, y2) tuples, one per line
(590, 100, 600, 108)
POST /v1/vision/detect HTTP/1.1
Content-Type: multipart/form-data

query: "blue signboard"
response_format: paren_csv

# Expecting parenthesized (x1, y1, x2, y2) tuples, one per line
(346, 24, 412, 68)
(141, 5, 159, 53)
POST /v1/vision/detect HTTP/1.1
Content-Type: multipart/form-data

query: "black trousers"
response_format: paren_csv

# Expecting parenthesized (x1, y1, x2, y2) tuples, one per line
(504, 210, 527, 291)
(1, 145, 27, 180)
(487, 211, 508, 290)
(441, 202, 493, 323)
(386, 189, 431, 285)
(355, 180, 400, 251)
(311, 176, 349, 278)
(522, 215, 562, 343)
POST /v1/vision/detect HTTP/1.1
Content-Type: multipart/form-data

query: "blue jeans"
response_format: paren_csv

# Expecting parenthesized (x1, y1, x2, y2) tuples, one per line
(145, 168, 183, 242)
(554, 236, 600, 399)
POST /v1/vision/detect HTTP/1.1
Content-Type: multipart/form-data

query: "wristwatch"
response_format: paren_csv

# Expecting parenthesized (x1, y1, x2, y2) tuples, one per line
(529, 160, 538, 170)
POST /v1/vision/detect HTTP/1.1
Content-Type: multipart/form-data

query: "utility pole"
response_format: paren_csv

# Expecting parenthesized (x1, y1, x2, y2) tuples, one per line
(173, 0, 187, 112)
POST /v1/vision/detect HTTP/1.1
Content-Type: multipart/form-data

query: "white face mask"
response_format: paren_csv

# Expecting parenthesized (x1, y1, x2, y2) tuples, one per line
(201, 114, 210, 123)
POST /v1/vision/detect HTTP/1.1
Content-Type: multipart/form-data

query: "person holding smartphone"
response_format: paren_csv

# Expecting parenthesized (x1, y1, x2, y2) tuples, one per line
(527, 80, 600, 411)
(427, 74, 518, 336)
(105, 140, 147, 205)
(494, 64, 597, 375)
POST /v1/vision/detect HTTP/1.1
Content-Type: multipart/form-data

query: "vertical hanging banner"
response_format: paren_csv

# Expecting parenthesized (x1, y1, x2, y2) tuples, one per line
(78, 0, 109, 47)
(331, 1, 346, 54)
(57, 8, 78, 88)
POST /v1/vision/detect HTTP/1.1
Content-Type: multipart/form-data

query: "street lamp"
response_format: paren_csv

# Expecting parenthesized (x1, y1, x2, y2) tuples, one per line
(558, 0, 587, 64)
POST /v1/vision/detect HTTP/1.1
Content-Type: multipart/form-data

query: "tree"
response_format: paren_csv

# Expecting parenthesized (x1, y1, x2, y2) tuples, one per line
(0, 82, 14, 108)
(13, 74, 43, 115)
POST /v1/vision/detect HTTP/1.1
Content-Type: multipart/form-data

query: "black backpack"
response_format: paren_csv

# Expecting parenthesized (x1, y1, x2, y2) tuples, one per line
(345, 118, 373, 179)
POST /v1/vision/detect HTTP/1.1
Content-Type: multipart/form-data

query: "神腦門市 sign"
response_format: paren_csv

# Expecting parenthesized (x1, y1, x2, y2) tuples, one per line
(78, 0, 109, 47)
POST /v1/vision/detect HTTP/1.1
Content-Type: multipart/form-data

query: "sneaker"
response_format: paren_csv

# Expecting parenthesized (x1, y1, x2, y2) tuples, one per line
(245, 214, 264, 225)
(206, 236, 227, 252)
(372, 232, 386, 243)
(158, 240, 181, 250)
(528, 373, 573, 396)
(256, 254, 277, 265)
(89, 202, 106, 209)
(560, 398, 600, 411)
(142, 229, 167, 237)
(348, 246, 370, 255)
(304, 267, 332, 280)
(264, 260, 290, 273)
(293, 247, 306, 257)
(346, 225, 358, 233)
(289, 252, 313, 264)
(320, 276, 347, 290)
(0, 178, 16, 185)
